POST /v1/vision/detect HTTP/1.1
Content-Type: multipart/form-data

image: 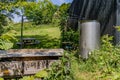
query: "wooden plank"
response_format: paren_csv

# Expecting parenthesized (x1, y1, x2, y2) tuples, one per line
(0, 49, 63, 59)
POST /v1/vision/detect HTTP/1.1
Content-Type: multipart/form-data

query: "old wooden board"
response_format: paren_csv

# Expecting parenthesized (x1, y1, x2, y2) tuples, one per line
(0, 49, 63, 77)
(0, 49, 63, 61)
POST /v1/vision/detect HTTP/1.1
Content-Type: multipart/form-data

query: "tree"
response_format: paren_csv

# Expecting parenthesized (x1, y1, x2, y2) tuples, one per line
(0, 0, 32, 34)
(58, 3, 70, 31)
(24, 0, 57, 25)
(0, 0, 36, 49)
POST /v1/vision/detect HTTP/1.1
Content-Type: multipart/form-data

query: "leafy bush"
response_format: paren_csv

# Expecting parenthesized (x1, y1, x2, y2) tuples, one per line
(24, 0, 57, 25)
(61, 30, 79, 50)
(19, 53, 74, 80)
(45, 54, 74, 80)
(0, 24, 17, 50)
(0, 14, 7, 35)
(58, 3, 79, 50)
(19, 76, 34, 80)
(0, 30, 17, 50)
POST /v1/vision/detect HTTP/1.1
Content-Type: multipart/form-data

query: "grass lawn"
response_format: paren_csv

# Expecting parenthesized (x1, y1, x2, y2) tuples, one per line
(13, 22, 61, 49)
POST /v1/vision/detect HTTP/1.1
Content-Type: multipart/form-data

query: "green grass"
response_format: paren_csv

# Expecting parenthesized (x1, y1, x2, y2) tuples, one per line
(13, 22, 61, 49)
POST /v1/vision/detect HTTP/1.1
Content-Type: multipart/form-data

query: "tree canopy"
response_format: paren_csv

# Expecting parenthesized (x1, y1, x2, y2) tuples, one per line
(0, 0, 58, 34)
(24, 0, 57, 24)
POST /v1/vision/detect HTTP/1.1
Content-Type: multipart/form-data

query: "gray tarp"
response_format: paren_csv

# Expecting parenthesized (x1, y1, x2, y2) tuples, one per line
(68, 0, 116, 36)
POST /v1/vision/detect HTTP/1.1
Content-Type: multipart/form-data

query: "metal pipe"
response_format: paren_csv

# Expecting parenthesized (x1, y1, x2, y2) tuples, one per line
(20, 15, 24, 49)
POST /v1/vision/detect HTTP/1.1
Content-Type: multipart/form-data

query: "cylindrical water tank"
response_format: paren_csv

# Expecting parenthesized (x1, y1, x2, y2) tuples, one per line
(79, 20, 100, 59)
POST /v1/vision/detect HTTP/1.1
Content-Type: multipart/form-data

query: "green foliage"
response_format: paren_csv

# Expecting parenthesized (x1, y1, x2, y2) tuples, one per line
(0, 30, 16, 50)
(0, 0, 37, 32)
(59, 3, 70, 31)
(0, 78, 4, 80)
(101, 34, 114, 51)
(35, 70, 48, 78)
(19, 76, 34, 80)
(45, 53, 74, 80)
(58, 3, 79, 50)
(59, 3, 70, 18)
(45, 35, 120, 80)
(0, 39, 13, 50)
(61, 30, 79, 50)
(0, 25, 3, 35)
(20, 70, 48, 80)
(18, 34, 120, 80)
(115, 26, 120, 32)
(0, 14, 7, 34)
(41, 0, 57, 24)
(0, 24, 17, 50)
(0, 0, 17, 49)
(24, 0, 57, 25)
(0, 0, 28, 35)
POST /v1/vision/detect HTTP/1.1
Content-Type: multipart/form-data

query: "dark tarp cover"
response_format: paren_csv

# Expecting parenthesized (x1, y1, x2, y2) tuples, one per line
(68, 0, 116, 36)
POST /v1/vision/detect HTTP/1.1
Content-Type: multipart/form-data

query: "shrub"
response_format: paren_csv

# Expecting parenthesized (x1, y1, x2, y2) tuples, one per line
(0, 24, 17, 50)
(61, 30, 79, 50)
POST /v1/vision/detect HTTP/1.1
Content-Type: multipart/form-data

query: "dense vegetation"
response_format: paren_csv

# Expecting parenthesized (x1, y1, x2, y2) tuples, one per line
(14, 35, 120, 80)
(24, 0, 58, 24)
(0, 0, 120, 80)
(58, 3, 79, 50)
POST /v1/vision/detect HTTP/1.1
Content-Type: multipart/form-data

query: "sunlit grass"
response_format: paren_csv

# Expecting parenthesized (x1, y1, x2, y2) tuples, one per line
(13, 22, 61, 49)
